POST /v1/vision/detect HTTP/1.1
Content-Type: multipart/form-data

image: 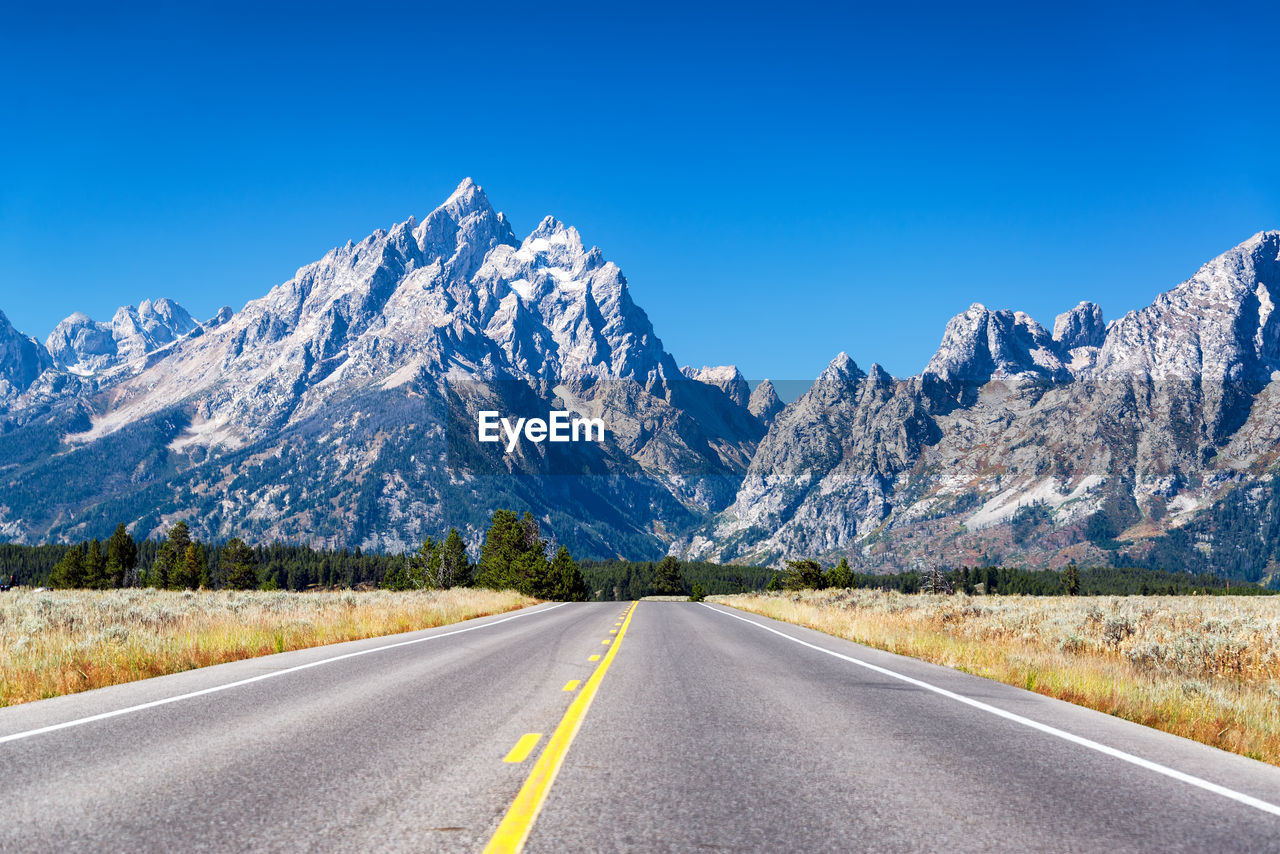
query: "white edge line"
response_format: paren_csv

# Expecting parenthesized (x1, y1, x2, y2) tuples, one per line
(0, 602, 568, 746)
(699, 602, 1280, 818)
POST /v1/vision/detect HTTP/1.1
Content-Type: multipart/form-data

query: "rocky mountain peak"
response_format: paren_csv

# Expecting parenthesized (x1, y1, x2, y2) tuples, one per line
(0, 309, 53, 403)
(46, 312, 114, 373)
(1097, 230, 1280, 386)
(472, 212, 675, 389)
(1053, 301, 1106, 350)
(809, 352, 865, 402)
(47, 298, 200, 374)
(430, 177, 497, 229)
(412, 178, 518, 282)
(748, 379, 784, 425)
(924, 303, 1067, 384)
(826, 351, 857, 374)
(206, 306, 234, 328)
(865, 362, 894, 388)
(683, 365, 750, 407)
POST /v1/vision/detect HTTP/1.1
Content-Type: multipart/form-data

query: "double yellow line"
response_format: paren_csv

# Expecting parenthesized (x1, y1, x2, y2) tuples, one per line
(483, 602, 638, 853)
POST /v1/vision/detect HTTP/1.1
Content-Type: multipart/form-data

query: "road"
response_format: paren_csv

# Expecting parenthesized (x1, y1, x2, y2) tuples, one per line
(3, 600, 1280, 853)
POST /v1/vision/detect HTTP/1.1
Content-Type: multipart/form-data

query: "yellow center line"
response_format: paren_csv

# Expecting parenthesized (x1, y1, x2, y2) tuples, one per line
(601, 638, 611, 645)
(502, 733, 542, 764)
(588, 654, 600, 662)
(484, 602, 639, 854)
(562, 680, 580, 692)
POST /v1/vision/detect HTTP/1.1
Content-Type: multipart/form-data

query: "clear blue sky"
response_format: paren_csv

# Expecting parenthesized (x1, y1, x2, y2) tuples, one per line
(2, 1, 1277, 382)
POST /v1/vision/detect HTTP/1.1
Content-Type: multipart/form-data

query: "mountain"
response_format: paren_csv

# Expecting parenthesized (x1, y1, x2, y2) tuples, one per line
(0, 180, 760, 555)
(679, 231, 1280, 580)
(747, 379, 784, 425)
(683, 366, 751, 408)
(924, 303, 1071, 386)
(1, 186, 1277, 580)
(0, 311, 52, 405)
(46, 299, 204, 375)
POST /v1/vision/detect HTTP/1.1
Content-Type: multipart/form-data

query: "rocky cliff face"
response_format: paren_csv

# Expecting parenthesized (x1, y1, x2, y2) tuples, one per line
(0, 311, 52, 405)
(684, 355, 937, 562)
(1095, 231, 1280, 443)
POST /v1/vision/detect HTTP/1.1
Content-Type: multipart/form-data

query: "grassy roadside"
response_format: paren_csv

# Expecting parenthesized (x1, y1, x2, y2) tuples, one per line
(0, 587, 537, 707)
(715, 590, 1280, 766)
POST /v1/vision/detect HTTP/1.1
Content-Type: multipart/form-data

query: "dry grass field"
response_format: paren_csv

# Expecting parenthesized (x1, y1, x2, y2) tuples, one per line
(718, 589, 1280, 765)
(0, 587, 536, 707)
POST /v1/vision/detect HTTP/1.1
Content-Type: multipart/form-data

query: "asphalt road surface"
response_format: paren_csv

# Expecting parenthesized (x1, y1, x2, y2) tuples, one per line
(4, 600, 1280, 853)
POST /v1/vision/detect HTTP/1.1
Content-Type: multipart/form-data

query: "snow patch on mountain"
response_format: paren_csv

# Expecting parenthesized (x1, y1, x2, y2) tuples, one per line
(964, 474, 1106, 530)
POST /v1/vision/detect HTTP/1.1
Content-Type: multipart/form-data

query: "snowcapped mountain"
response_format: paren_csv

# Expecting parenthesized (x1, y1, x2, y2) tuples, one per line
(923, 303, 1070, 386)
(45, 298, 207, 375)
(0, 180, 760, 555)
(1, 186, 1277, 576)
(680, 231, 1280, 577)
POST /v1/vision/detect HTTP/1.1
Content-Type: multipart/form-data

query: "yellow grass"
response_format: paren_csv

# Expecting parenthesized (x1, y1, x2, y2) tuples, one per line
(717, 589, 1280, 765)
(0, 587, 536, 707)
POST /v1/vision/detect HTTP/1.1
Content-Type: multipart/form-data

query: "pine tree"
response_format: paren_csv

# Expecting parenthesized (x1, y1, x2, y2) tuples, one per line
(409, 537, 440, 589)
(782, 559, 824, 590)
(380, 558, 410, 591)
(439, 528, 472, 588)
(83, 539, 109, 589)
(222, 538, 258, 590)
(549, 546, 589, 601)
(106, 523, 137, 588)
(165, 522, 192, 590)
(652, 556, 684, 596)
(518, 512, 543, 554)
(827, 557, 853, 589)
(1062, 564, 1081, 596)
(475, 509, 523, 590)
(515, 547, 553, 598)
(49, 545, 86, 589)
(149, 542, 176, 589)
(183, 543, 209, 589)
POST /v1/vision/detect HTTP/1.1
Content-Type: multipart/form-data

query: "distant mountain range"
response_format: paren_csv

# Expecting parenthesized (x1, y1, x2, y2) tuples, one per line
(2, 181, 1278, 582)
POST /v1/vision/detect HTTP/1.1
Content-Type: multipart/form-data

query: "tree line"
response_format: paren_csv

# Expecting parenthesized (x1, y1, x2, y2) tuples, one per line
(5, 509, 589, 601)
(381, 509, 588, 600)
(10, 521, 1272, 599)
(579, 557, 776, 600)
(773, 558, 1277, 596)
